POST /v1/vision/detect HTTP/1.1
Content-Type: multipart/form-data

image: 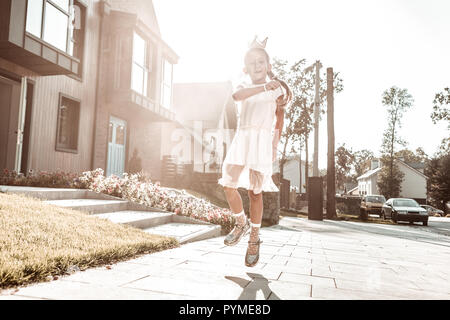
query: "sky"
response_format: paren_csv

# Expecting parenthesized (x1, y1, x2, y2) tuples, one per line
(153, 0, 450, 169)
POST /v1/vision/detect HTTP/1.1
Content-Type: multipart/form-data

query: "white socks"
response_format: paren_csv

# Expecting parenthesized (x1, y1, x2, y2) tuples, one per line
(233, 210, 245, 218)
(250, 222, 261, 228)
(232, 211, 261, 229)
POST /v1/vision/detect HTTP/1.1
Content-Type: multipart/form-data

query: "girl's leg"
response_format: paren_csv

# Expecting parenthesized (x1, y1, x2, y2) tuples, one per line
(222, 164, 246, 224)
(223, 186, 246, 225)
(245, 169, 264, 266)
(222, 164, 250, 246)
(247, 189, 263, 255)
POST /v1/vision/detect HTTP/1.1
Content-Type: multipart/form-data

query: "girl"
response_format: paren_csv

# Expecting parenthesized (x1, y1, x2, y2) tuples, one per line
(218, 36, 291, 267)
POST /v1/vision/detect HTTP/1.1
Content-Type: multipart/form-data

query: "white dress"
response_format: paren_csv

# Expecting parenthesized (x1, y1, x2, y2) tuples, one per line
(218, 82, 283, 194)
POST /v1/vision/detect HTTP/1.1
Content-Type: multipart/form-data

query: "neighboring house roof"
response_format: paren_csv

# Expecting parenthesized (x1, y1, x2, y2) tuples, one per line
(397, 160, 428, 179)
(272, 157, 312, 173)
(348, 186, 359, 194)
(172, 82, 237, 130)
(357, 167, 381, 180)
(406, 162, 426, 171)
(356, 159, 428, 181)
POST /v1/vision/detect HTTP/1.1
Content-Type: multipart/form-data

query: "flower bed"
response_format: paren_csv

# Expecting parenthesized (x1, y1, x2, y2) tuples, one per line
(1, 168, 235, 232)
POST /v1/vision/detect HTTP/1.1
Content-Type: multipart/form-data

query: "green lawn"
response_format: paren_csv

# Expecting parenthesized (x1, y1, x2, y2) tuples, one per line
(0, 193, 178, 289)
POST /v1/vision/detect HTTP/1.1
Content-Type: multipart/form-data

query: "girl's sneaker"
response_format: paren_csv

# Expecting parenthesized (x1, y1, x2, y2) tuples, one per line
(245, 238, 263, 267)
(224, 219, 250, 246)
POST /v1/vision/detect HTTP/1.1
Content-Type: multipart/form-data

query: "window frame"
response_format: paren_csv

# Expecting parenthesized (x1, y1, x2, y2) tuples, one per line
(67, 0, 87, 80)
(25, 0, 86, 77)
(55, 92, 81, 154)
(131, 31, 151, 97)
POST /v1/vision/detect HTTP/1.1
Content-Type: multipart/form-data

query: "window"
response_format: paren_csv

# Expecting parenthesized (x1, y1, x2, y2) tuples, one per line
(56, 94, 80, 153)
(131, 32, 150, 96)
(161, 59, 173, 109)
(26, 0, 86, 66)
(25, 0, 44, 38)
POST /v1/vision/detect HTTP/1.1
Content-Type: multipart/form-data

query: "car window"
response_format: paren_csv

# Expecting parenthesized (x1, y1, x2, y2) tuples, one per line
(393, 199, 419, 207)
(366, 196, 386, 203)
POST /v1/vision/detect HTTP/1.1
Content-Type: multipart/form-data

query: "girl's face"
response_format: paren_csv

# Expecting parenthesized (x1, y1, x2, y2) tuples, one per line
(244, 49, 271, 84)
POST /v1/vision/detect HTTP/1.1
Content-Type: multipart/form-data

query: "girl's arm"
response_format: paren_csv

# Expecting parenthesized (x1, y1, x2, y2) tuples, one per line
(232, 80, 280, 101)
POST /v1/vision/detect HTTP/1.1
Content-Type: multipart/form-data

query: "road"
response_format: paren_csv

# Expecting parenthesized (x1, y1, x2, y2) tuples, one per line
(367, 214, 450, 238)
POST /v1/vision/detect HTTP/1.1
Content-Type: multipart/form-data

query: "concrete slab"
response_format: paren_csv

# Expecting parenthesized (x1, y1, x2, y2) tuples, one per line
(3, 214, 450, 300)
(144, 223, 221, 244)
(44, 198, 129, 214)
(10, 280, 193, 300)
(0, 185, 88, 200)
(94, 210, 173, 229)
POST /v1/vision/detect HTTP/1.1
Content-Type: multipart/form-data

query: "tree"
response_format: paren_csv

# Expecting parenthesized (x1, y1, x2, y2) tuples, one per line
(271, 58, 343, 190)
(425, 153, 450, 214)
(377, 86, 414, 199)
(395, 148, 429, 163)
(352, 149, 375, 180)
(377, 155, 405, 199)
(431, 87, 450, 129)
(436, 137, 450, 157)
(335, 144, 355, 193)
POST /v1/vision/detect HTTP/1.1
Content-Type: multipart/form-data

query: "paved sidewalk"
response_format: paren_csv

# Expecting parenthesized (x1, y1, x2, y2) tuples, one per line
(1, 216, 450, 300)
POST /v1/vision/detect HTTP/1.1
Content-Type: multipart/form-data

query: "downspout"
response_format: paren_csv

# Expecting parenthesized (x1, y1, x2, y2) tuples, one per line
(91, 1, 109, 170)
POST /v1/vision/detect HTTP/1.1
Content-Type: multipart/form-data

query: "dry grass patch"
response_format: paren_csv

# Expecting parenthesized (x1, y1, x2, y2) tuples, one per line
(0, 193, 178, 289)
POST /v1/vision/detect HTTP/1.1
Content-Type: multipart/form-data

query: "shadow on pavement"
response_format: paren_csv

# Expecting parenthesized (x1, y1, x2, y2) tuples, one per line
(225, 273, 280, 300)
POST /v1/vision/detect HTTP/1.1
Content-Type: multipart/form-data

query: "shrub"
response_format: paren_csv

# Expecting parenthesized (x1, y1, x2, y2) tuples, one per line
(1, 168, 235, 232)
(336, 202, 348, 215)
(1, 169, 79, 188)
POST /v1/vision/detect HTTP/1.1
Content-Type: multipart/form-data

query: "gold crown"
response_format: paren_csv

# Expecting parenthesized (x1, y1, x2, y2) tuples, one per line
(249, 36, 268, 49)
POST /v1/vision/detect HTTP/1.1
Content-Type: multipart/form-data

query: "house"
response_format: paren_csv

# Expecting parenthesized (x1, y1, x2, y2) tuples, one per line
(357, 159, 428, 203)
(356, 160, 382, 196)
(171, 82, 237, 174)
(272, 155, 313, 193)
(0, 0, 178, 181)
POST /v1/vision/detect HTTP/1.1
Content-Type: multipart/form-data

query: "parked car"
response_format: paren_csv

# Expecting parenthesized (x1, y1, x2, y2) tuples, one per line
(381, 198, 428, 226)
(360, 195, 386, 218)
(420, 205, 444, 217)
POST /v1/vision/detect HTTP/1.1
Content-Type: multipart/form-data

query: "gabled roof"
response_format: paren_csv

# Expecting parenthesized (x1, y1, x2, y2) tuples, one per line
(172, 82, 237, 129)
(357, 167, 381, 180)
(397, 160, 428, 179)
(356, 158, 428, 181)
(348, 186, 359, 194)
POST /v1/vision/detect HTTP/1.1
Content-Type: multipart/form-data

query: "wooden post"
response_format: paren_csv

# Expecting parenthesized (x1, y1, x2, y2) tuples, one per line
(313, 61, 321, 177)
(326, 67, 336, 219)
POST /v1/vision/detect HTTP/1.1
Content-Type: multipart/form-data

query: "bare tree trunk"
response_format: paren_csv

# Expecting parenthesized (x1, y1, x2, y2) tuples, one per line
(305, 133, 309, 195)
(326, 68, 336, 219)
(299, 147, 302, 193)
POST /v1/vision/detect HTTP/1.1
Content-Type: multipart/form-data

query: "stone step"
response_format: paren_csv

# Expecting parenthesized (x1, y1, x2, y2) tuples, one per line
(44, 199, 129, 214)
(2, 185, 223, 244)
(94, 210, 173, 229)
(0, 185, 119, 201)
(143, 222, 222, 244)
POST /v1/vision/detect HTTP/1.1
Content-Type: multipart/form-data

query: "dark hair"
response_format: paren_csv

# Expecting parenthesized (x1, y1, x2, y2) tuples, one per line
(244, 48, 292, 108)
